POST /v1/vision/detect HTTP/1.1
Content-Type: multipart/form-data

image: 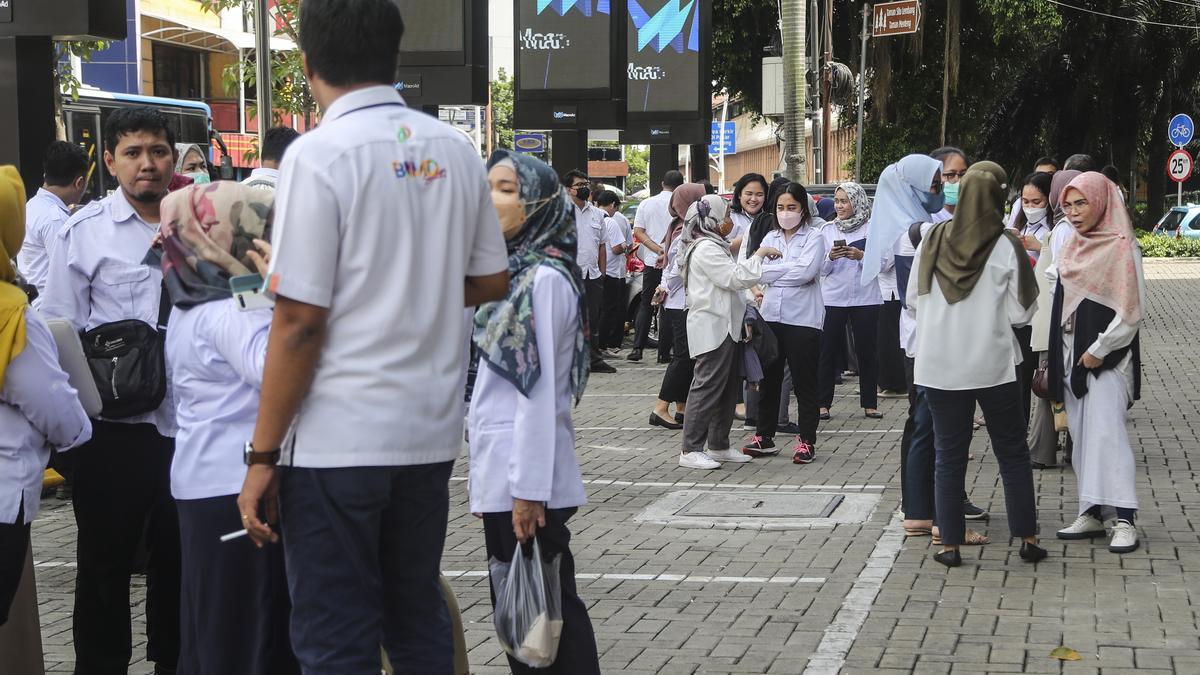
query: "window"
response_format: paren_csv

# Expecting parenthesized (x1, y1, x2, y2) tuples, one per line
(1158, 210, 1185, 232)
(153, 43, 205, 100)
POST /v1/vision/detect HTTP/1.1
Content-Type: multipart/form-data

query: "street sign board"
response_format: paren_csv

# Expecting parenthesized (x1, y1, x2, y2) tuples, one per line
(709, 121, 736, 155)
(513, 133, 547, 153)
(1169, 113, 1194, 148)
(1168, 149, 1192, 184)
(872, 0, 921, 37)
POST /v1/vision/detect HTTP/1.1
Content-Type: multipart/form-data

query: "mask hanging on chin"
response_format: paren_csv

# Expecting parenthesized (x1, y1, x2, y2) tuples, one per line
(942, 182, 960, 206)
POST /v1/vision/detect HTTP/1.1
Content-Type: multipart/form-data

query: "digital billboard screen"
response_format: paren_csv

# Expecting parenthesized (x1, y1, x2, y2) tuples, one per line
(398, 0, 465, 55)
(517, 0, 613, 98)
(627, 0, 702, 113)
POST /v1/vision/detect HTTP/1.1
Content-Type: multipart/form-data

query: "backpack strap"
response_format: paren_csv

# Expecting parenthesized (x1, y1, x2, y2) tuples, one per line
(907, 222, 925, 248)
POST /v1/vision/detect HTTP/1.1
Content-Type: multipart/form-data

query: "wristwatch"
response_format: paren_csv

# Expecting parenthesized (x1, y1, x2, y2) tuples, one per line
(243, 441, 281, 466)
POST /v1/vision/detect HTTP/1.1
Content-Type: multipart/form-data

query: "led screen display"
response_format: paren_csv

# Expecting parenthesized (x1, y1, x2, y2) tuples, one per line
(398, 0, 464, 53)
(517, 0, 612, 95)
(627, 0, 702, 113)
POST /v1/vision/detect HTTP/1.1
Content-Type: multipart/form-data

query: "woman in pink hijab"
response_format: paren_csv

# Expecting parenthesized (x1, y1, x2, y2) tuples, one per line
(1048, 171, 1145, 554)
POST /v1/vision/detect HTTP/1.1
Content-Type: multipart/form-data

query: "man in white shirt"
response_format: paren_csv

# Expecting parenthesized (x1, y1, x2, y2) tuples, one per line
(240, 126, 299, 190)
(17, 140, 88, 300)
(40, 106, 182, 674)
(597, 190, 631, 355)
(235, 2, 509, 671)
(628, 169, 683, 362)
(563, 169, 617, 373)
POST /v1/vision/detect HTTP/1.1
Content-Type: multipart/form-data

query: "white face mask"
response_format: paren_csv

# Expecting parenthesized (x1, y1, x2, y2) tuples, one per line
(1022, 206, 1047, 223)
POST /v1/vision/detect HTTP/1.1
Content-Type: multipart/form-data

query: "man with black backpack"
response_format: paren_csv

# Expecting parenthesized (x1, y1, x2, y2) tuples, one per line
(40, 106, 181, 675)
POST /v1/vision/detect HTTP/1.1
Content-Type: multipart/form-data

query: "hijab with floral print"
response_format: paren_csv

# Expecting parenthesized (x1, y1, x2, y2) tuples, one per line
(473, 149, 590, 403)
(832, 181, 871, 234)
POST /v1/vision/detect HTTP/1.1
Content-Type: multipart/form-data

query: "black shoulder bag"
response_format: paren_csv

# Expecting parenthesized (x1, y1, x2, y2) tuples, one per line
(82, 285, 170, 419)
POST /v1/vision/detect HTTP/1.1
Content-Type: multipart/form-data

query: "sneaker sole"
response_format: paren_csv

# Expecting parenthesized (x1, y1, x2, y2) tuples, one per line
(1109, 541, 1139, 553)
(679, 462, 721, 470)
(1056, 529, 1107, 540)
(963, 513, 990, 521)
(793, 456, 813, 464)
(741, 448, 779, 458)
(711, 456, 752, 464)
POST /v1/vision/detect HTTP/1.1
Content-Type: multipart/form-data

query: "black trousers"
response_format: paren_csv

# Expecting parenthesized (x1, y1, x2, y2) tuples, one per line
(483, 508, 600, 675)
(1014, 325, 1036, 429)
(819, 305, 880, 409)
(876, 299, 907, 392)
(176, 495, 297, 675)
(632, 267, 662, 350)
(0, 503, 29, 626)
(756, 323, 821, 444)
(657, 308, 694, 403)
(601, 275, 627, 349)
(72, 420, 180, 674)
(583, 277, 604, 359)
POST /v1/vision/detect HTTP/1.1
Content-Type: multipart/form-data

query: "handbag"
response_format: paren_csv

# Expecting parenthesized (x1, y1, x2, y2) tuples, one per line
(81, 284, 170, 419)
(1031, 356, 1052, 400)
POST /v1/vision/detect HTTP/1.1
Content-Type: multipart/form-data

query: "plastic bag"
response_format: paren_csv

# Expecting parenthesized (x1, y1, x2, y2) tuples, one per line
(489, 538, 563, 668)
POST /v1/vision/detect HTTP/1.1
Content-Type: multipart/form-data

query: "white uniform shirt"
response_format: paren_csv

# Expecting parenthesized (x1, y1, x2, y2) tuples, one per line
(266, 86, 508, 468)
(728, 211, 755, 244)
(633, 189, 673, 266)
(684, 239, 763, 357)
(759, 226, 826, 329)
(819, 220, 886, 307)
(18, 188, 70, 299)
(40, 188, 178, 436)
(907, 238, 1036, 390)
(0, 307, 91, 524)
(166, 301, 271, 500)
(573, 202, 606, 280)
(661, 238, 686, 310)
(467, 267, 587, 513)
(603, 212, 632, 279)
(240, 167, 280, 190)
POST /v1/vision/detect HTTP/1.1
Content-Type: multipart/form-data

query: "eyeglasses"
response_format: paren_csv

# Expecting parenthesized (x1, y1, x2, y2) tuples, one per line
(570, 182, 588, 189)
(1061, 199, 1089, 214)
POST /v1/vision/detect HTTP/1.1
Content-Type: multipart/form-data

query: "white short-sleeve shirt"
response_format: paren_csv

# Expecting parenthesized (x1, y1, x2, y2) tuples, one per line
(267, 86, 509, 468)
(573, 202, 606, 280)
(603, 212, 631, 279)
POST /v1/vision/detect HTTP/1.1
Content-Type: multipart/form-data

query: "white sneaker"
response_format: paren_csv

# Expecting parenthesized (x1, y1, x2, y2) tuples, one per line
(1109, 520, 1139, 553)
(679, 451, 721, 470)
(707, 448, 752, 464)
(1056, 513, 1106, 540)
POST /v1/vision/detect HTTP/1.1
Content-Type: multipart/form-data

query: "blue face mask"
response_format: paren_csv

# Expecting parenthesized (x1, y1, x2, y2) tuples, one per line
(943, 182, 960, 206)
(916, 187, 946, 214)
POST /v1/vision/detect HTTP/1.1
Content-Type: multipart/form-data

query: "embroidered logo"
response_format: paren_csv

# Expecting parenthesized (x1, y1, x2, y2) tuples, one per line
(393, 159, 447, 184)
(396, 125, 413, 143)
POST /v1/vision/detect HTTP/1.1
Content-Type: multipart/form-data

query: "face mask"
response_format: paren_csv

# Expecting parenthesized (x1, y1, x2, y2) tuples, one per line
(574, 186, 590, 202)
(495, 199, 525, 240)
(917, 188, 946, 214)
(184, 171, 211, 185)
(942, 182, 960, 206)
(1023, 206, 1047, 223)
(777, 211, 803, 230)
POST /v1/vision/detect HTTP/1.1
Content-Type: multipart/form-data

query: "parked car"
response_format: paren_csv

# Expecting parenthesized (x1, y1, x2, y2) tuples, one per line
(1152, 205, 1200, 239)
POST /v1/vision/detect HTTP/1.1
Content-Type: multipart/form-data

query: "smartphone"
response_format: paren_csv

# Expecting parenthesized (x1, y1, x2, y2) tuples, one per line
(229, 273, 273, 311)
(833, 239, 847, 248)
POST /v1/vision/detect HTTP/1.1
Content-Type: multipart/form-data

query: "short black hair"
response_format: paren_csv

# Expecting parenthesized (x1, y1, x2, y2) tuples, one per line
(930, 146, 968, 165)
(595, 190, 620, 207)
(1064, 153, 1096, 172)
(43, 140, 89, 186)
(261, 126, 300, 163)
(104, 106, 175, 154)
(561, 169, 589, 186)
(299, 0, 404, 87)
(1033, 156, 1059, 170)
(662, 170, 684, 190)
(697, 178, 717, 194)
(1101, 164, 1122, 186)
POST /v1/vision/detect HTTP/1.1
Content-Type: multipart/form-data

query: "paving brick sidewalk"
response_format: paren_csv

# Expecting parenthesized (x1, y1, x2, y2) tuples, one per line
(30, 259, 1200, 674)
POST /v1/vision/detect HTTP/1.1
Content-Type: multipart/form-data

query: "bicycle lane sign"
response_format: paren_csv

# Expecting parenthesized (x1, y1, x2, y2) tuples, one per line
(1170, 113, 1194, 147)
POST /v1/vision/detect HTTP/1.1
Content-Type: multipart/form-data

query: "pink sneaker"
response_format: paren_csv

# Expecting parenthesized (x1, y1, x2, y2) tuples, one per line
(792, 439, 815, 464)
(741, 435, 778, 457)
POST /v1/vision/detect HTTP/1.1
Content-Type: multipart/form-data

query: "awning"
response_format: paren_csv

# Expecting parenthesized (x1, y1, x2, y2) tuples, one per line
(141, 12, 296, 54)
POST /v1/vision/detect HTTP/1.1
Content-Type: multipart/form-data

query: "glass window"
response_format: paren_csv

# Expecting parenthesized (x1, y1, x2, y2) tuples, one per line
(1159, 210, 1185, 231)
(153, 43, 205, 100)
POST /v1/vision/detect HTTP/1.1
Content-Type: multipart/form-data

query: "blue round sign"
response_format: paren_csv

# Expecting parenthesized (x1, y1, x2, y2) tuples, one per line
(1169, 114, 1194, 147)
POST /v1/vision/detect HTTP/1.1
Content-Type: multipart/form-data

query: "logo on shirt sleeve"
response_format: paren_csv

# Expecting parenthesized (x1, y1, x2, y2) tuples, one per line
(393, 159, 447, 184)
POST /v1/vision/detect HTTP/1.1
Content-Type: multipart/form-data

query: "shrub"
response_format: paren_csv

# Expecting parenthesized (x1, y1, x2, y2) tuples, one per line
(1136, 231, 1200, 257)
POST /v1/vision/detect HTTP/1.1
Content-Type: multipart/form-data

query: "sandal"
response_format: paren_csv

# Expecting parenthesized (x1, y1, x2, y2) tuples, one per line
(931, 528, 989, 546)
(819, 410, 831, 421)
(903, 519, 933, 538)
(864, 410, 883, 419)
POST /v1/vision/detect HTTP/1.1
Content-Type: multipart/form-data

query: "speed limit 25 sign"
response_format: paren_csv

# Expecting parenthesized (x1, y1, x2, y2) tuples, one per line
(1168, 148, 1193, 184)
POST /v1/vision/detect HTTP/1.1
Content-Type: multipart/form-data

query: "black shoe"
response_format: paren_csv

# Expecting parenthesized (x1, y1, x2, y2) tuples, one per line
(1019, 542, 1048, 563)
(819, 411, 831, 421)
(647, 338, 659, 349)
(933, 550, 962, 568)
(963, 501, 989, 521)
(1031, 461, 1059, 470)
(591, 359, 617, 374)
(777, 422, 802, 435)
(649, 413, 683, 430)
(626, 349, 643, 362)
(657, 355, 671, 364)
(675, 412, 685, 425)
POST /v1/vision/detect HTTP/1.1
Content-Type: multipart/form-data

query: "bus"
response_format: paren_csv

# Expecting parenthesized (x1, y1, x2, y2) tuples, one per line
(62, 88, 231, 203)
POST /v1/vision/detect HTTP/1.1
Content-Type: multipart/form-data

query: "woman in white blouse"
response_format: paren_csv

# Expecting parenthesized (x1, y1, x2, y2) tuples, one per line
(1009, 171, 1054, 428)
(908, 161, 1045, 568)
(741, 182, 826, 464)
(470, 150, 600, 673)
(0, 166, 91, 629)
(727, 173, 768, 255)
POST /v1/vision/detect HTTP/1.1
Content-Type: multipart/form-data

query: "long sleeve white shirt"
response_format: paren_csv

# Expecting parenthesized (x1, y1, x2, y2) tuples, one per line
(0, 307, 91, 524)
(758, 226, 825, 329)
(819, 220, 887, 307)
(908, 238, 1037, 390)
(684, 239, 763, 357)
(39, 188, 177, 436)
(18, 188, 71, 301)
(166, 301, 271, 500)
(467, 266, 587, 513)
(662, 238, 687, 310)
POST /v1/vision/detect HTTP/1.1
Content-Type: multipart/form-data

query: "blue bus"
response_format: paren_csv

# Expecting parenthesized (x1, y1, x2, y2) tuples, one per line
(63, 88, 231, 202)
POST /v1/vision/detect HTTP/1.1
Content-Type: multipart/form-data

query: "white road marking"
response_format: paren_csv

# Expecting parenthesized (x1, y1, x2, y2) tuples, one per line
(448, 476, 887, 491)
(33, 561, 77, 568)
(574, 427, 902, 433)
(443, 571, 829, 585)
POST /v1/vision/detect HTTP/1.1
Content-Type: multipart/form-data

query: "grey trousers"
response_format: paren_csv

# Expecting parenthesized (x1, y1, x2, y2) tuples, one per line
(683, 337, 742, 454)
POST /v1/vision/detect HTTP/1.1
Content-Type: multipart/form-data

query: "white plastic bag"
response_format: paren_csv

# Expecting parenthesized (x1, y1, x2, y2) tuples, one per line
(489, 538, 563, 667)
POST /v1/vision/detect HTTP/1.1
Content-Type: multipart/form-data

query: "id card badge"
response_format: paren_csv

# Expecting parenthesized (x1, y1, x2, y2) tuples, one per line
(229, 274, 274, 311)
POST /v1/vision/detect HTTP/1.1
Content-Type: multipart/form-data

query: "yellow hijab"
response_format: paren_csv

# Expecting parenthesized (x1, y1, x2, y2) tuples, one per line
(0, 165, 29, 391)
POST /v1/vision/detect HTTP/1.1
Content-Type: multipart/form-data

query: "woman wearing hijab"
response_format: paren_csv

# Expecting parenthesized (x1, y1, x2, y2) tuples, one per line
(647, 183, 707, 430)
(741, 182, 826, 464)
(817, 181, 884, 420)
(152, 182, 298, 674)
(175, 144, 212, 185)
(1049, 172, 1145, 554)
(677, 195, 780, 470)
(470, 150, 600, 674)
(908, 161, 1045, 567)
(0, 166, 92, 634)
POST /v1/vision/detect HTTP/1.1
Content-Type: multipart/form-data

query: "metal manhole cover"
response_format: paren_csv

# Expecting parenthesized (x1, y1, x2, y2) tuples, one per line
(679, 493, 844, 518)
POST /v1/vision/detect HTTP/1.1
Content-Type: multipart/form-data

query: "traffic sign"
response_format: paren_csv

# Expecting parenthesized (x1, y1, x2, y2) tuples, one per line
(1168, 148, 1192, 184)
(709, 121, 736, 155)
(513, 133, 546, 154)
(872, 0, 922, 37)
(1169, 114, 1194, 147)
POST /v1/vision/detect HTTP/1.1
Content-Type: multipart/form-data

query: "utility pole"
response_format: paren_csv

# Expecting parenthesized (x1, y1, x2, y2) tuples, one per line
(781, 0, 807, 183)
(255, 0, 272, 144)
(808, 0, 821, 184)
(821, 0, 833, 183)
(854, 3, 868, 182)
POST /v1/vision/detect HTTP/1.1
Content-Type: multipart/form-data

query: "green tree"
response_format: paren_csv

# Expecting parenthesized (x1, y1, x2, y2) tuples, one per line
(626, 146, 649, 193)
(54, 40, 111, 139)
(490, 68, 514, 151)
(711, 0, 779, 117)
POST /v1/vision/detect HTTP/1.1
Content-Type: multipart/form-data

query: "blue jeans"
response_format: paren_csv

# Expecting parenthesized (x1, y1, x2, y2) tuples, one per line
(280, 462, 454, 675)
